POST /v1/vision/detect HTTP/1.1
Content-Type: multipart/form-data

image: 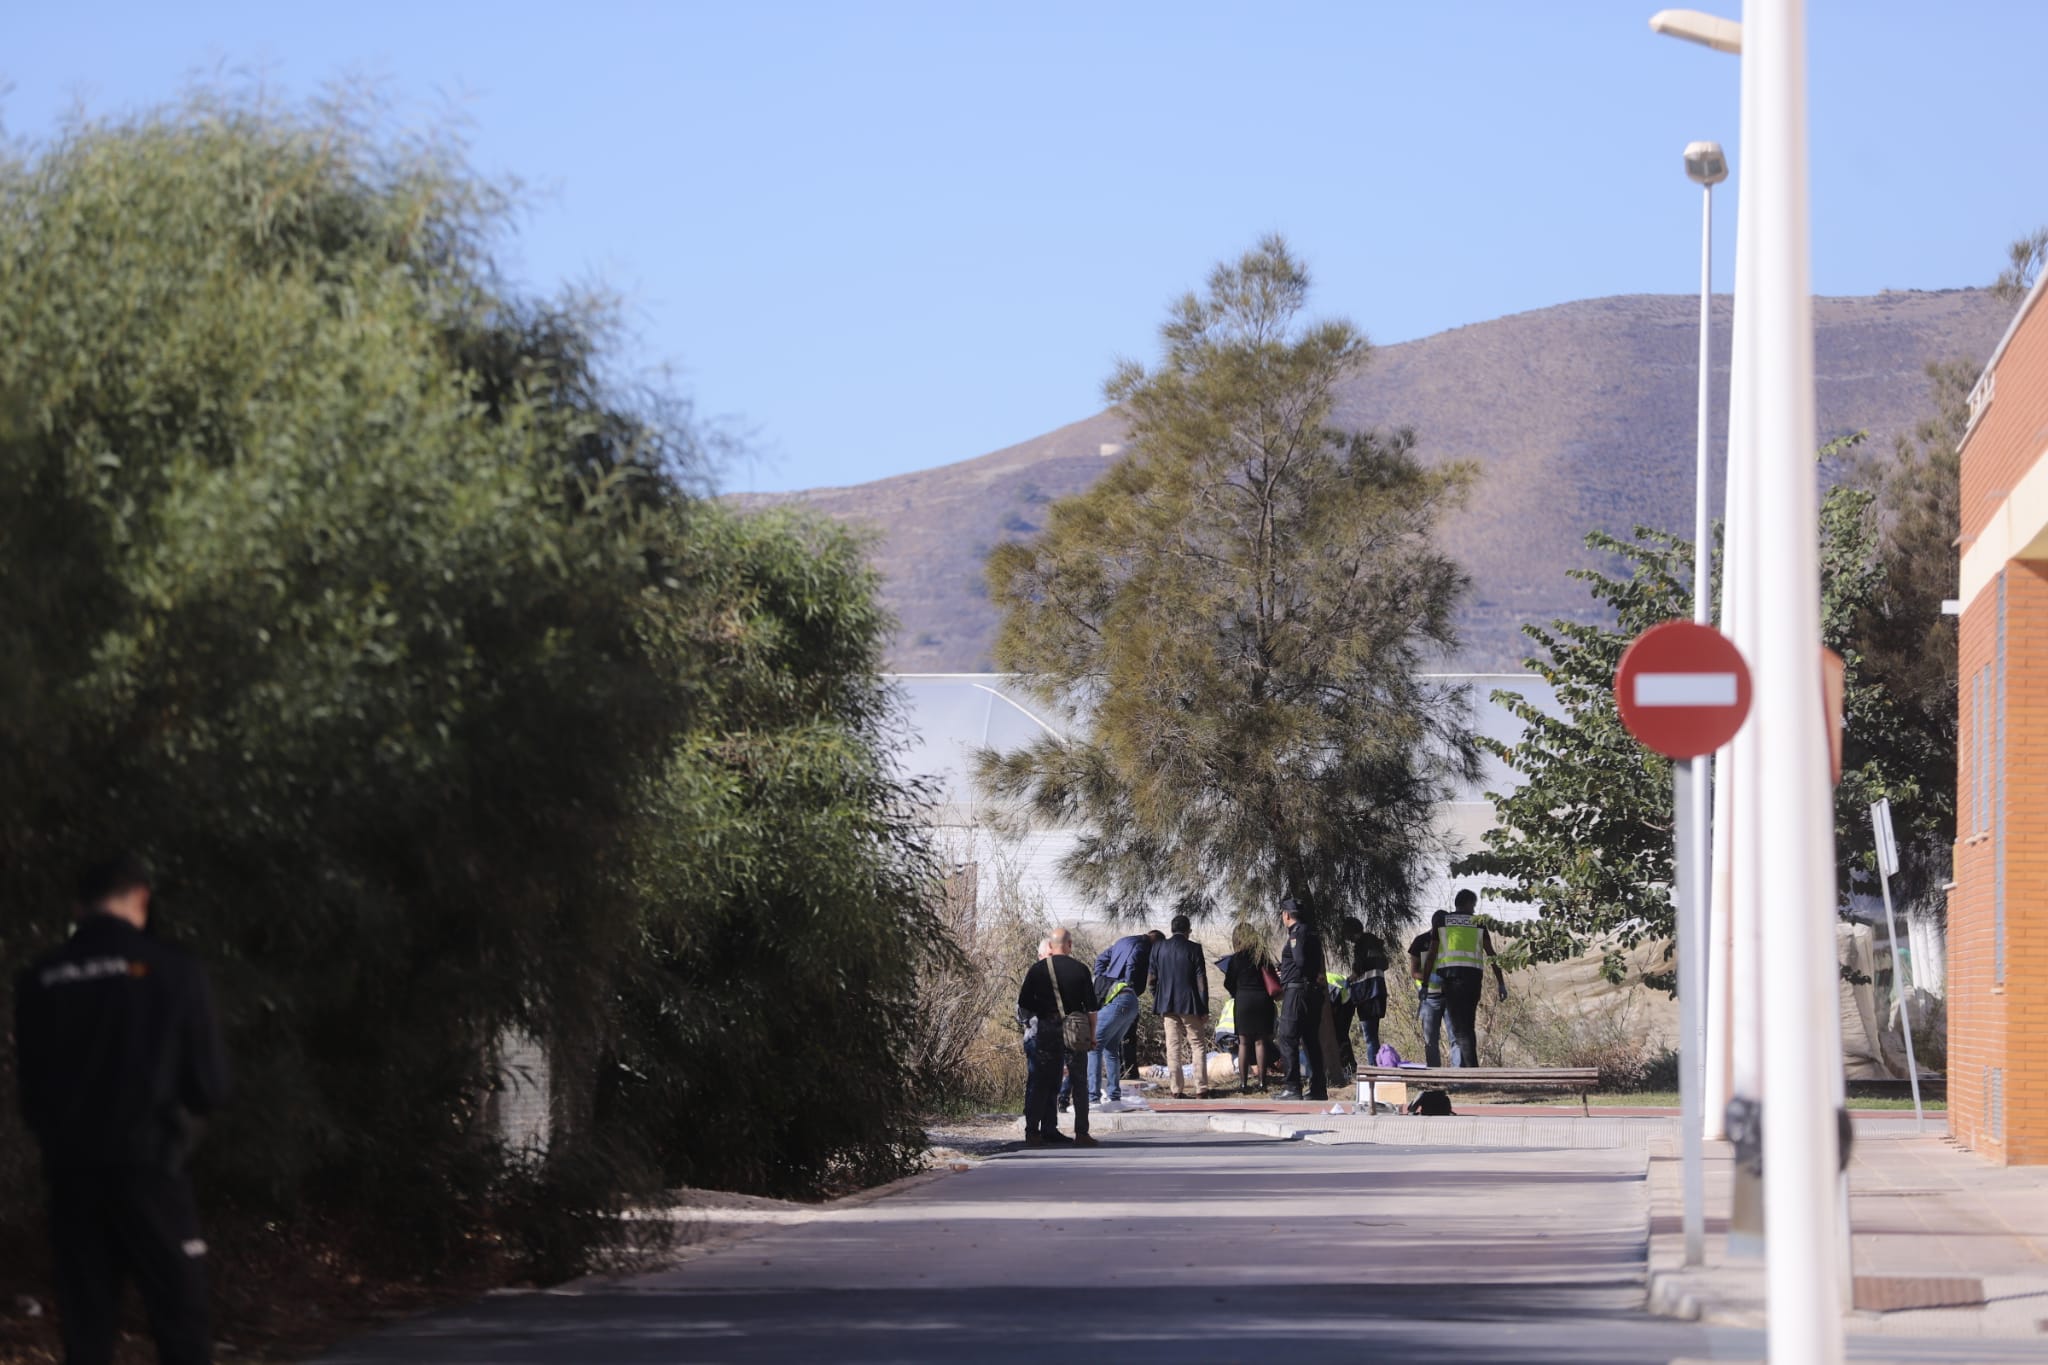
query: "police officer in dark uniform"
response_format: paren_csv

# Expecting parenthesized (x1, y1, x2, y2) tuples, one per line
(14, 853, 231, 1365)
(1273, 895, 1328, 1102)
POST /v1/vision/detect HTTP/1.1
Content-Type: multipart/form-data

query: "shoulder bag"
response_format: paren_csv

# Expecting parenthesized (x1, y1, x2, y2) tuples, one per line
(1046, 959, 1097, 1053)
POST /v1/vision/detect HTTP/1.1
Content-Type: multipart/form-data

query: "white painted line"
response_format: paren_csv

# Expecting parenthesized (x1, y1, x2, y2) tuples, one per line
(1635, 672, 1738, 707)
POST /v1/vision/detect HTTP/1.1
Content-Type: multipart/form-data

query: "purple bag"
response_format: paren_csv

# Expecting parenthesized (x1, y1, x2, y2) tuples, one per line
(1375, 1043, 1402, 1068)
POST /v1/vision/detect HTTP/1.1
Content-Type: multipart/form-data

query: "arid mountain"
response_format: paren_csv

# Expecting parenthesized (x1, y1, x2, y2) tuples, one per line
(737, 289, 2011, 672)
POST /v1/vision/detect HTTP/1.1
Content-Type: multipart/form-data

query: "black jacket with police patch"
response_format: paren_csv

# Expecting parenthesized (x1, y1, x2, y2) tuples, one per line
(14, 913, 231, 1171)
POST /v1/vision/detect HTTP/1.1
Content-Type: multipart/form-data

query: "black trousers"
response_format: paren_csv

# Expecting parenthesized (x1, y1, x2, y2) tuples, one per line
(48, 1166, 211, 1365)
(1442, 970, 1485, 1069)
(1330, 998, 1358, 1074)
(1276, 984, 1326, 1097)
(1025, 1029, 1089, 1138)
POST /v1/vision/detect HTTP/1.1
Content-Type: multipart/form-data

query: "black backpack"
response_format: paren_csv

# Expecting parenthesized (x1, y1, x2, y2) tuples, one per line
(1408, 1089, 1454, 1117)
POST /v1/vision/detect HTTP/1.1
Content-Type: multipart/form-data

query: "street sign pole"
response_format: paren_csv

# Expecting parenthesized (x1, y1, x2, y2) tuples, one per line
(1615, 620, 1752, 1274)
(1675, 758, 1707, 1266)
(1870, 799, 1924, 1132)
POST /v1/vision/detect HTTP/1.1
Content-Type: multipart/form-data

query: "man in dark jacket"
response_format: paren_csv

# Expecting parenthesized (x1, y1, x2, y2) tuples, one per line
(1274, 896, 1328, 1101)
(15, 853, 231, 1365)
(1149, 914, 1212, 1099)
(1018, 927, 1100, 1147)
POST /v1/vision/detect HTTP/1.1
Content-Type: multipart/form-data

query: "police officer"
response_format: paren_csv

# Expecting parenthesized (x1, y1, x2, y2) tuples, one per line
(14, 853, 231, 1365)
(1421, 888, 1509, 1069)
(1273, 895, 1328, 1102)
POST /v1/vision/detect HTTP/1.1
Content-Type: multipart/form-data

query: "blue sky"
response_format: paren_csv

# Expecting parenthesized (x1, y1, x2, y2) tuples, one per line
(8, 2, 2044, 493)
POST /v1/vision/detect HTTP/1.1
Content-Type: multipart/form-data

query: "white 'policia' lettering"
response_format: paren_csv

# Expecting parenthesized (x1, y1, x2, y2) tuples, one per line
(38, 957, 134, 987)
(1633, 672, 1739, 707)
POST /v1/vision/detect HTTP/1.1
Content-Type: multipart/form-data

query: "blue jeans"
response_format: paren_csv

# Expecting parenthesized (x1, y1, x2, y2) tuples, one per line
(1419, 993, 1459, 1067)
(1089, 990, 1141, 1100)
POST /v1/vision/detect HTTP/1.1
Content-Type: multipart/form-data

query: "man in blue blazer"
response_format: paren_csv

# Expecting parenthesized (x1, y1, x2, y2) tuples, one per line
(1150, 914, 1213, 1098)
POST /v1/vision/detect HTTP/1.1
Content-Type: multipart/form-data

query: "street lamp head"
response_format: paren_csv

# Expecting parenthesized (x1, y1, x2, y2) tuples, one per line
(1684, 140, 1729, 187)
(1650, 9, 1743, 55)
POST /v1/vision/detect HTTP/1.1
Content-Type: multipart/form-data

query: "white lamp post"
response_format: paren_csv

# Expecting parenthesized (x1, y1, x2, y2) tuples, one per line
(1654, 7, 1847, 1358)
(1671, 137, 1726, 1272)
(1655, 18, 1746, 1160)
(1749, 2, 1847, 1355)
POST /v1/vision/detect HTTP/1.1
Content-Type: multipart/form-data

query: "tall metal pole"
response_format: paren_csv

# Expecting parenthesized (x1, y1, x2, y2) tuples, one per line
(1750, 0, 1847, 1358)
(1870, 800, 1925, 1131)
(1692, 175, 1716, 1109)
(1676, 172, 1716, 1269)
(1720, 27, 1767, 1255)
(1875, 866, 1923, 1133)
(1676, 762, 1707, 1266)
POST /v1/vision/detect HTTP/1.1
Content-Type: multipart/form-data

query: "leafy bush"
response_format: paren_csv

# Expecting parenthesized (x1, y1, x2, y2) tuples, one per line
(0, 92, 939, 1289)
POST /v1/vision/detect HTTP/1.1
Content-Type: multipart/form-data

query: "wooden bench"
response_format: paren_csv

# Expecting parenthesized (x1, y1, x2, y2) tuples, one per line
(1354, 1066, 1602, 1116)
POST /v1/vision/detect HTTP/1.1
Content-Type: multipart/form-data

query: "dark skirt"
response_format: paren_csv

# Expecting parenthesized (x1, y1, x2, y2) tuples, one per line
(1232, 989, 1277, 1042)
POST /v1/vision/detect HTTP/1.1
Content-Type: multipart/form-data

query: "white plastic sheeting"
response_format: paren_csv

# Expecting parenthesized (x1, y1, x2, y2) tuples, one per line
(890, 672, 1561, 930)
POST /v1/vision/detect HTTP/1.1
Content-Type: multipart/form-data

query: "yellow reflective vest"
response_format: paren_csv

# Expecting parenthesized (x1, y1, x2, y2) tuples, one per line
(1439, 912, 1485, 971)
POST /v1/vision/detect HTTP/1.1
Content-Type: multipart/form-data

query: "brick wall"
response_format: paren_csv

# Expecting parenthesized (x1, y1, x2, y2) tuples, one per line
(1954, 286, 2048, 1164)
(1952, 571, 2000, 1154)
(1961, 295, 2048, 549)
(2006, 566, 2048, 1160)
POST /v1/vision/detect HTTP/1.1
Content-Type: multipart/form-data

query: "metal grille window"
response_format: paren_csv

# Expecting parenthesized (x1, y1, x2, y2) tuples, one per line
(1986, 1066, 2005, 1143)
(1970, 671, 1979, 835)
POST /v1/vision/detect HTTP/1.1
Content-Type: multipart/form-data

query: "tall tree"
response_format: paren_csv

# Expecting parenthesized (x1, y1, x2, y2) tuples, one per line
(0, 94, 942, 1291)
(1456, 465, 1921, 980)
(978, 237, 1477, 933)
(1851, 359, 1973, 912)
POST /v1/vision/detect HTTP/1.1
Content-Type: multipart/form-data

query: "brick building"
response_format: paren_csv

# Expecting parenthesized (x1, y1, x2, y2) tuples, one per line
(1954, 273, 2048, 1163)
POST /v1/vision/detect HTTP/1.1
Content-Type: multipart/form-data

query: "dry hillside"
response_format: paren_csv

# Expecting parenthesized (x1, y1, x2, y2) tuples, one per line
(737, 289, 2010, 671)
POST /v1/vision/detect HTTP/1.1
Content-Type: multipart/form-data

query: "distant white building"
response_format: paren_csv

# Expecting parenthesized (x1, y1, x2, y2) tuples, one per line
(889, 672, 1559, 933)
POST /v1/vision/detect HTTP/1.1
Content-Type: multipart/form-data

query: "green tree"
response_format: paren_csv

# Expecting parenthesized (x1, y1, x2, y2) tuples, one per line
(1993, 226, 2047, 302)
(1456, 463, 1919, 979)
(977, 238, 1477, 933)
(1849, 359, 1973, 912)
(0, 93, 941, 1291)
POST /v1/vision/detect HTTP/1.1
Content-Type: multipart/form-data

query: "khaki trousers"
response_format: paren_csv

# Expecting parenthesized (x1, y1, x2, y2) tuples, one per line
(1162, 1013, 1211, 1095)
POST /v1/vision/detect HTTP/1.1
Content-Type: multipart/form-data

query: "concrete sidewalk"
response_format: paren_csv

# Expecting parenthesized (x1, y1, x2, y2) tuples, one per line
(1646, 1118, 2048, 1342)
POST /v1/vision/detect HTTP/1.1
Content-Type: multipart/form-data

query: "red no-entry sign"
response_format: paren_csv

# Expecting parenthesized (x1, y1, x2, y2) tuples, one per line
(1614, 620, 1753, 759)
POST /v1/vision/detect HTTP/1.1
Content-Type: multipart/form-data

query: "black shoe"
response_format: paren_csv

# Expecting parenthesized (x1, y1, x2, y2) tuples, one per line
(1275, 1089, 1304, 1101)
(1307, 1092, 1330, 1102)
(1042, 1129, 1073, 1143)
(1057, 1096, 1071, 1113)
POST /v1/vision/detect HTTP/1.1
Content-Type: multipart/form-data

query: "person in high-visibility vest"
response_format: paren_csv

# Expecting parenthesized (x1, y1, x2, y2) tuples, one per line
(1420, 889, 1509, 1069)
(1213, 996, 1238, 1054)
(1407, 911, 1451, 1066)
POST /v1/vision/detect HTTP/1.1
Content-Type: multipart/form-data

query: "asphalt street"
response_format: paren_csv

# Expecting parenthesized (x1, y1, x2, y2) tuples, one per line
(318, 1132, 2047, 1364)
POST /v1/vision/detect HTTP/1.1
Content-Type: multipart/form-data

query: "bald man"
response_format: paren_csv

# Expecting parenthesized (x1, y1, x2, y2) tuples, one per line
(1017, 928, 1100, 1147)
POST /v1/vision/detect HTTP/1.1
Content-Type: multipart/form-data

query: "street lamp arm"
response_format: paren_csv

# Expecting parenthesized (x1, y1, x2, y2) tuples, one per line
(1650, 8, 1744, 54)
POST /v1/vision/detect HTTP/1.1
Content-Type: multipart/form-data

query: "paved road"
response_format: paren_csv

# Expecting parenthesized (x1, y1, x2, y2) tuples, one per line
(319, 1133, 2045, 1364)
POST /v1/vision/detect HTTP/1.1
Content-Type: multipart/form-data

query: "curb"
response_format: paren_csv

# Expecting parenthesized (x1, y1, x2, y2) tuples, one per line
(555, 1161, 978, 1293)
(1064, 1110, 1679, 1153)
